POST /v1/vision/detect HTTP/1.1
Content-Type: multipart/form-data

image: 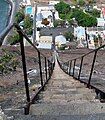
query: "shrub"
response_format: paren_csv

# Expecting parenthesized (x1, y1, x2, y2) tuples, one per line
(0, 49, 19, 74)
(53, 20, 59, 27)
(64, 31, 74, 41)
(7, 32, 20, 45)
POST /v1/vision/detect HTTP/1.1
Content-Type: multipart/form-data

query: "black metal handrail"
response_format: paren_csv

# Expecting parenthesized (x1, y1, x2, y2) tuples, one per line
(57, 45, 105, 101)
(0, 23, 55, 114)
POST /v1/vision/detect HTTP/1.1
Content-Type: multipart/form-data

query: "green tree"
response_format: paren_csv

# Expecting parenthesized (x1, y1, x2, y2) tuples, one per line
(66, 13, 72, 22)
(7, 31, 20, 45)
(53, 20, 65, 27)
(54, 2, 97, 27)
(53, 20, 59, 27)
(24, 15, 33, 35)
(64, 31, 74, 41)
(78, 0, 85, 6)
(0, 49, 19, 74)
(87, 9, 100, 18)
(24, 15, 33, 29)
(78, 14, 97, 27)
(59, 14, 67, 20)
(71, 8, 97, 27)
(15, 8, 25, 23)
(55, 1, 70, 14)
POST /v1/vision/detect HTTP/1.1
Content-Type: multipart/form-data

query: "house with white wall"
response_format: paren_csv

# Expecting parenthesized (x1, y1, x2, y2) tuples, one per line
(37, 36, 52, 49)
(36, 4, 60, 28)
(49, 1, 59, 5)
(97, 18, 105, 27)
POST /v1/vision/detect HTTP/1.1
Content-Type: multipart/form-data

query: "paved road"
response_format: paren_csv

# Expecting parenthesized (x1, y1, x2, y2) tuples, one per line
(40, 27, 74, 38)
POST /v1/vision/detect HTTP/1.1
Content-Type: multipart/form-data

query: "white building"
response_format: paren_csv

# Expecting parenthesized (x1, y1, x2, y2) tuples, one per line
(36, 5, 60, 28)
(97, 18, 105, 27)
(74, 26, 85, 40)
(37, 36, 52, 49)
(21, 0, 31, 6)
(55, 35, 66, 47)
(49, 1, 59, 5)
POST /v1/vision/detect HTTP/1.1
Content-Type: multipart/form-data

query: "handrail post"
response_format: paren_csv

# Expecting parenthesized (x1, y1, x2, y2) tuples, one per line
(78, 57, 84, 80)
(51, 62, 53, 75)
(68, 61, 70, 74)
(62, 63, 63, 69)
(66, 62, 68, 73)
(50, 62, 52, 74)
(18, 31, 30, 103)
(38, 51, 43, 87)
(48, 60, 51, 78)
(73, 59, 76, 77)
(64, 62, 67, 72)
(53, 59, 55, 69)
(52, 58, 54, 70)
(45, 57, 47, 81)
(87, 50, 97, 87)
(69, 61, 72, 75)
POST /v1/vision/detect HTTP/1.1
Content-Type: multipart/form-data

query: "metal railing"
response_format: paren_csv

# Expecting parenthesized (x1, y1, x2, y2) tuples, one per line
(57, 45, 105, 102)
(0, 23, 55, 114)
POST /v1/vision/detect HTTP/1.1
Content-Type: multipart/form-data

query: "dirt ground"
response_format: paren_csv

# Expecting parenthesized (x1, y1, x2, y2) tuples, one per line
(0, 46, 53, 109)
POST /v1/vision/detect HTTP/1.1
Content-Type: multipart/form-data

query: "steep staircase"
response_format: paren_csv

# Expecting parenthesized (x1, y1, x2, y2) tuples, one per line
(1, 51, 105, 120)
(1, 22, 105, 119)
(29, 58, 105, 119)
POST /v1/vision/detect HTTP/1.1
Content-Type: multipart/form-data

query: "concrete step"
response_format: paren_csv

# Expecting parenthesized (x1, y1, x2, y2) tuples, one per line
(30, 102, 105, 115)
(36, 91, 99, 104)
(36, 98, 100, 105)
(38, 92, 97, 102)
(44, 86, 88, 92)
(38, 87, 96, 102)
(43, 87, 95, 95)
(3, 108, 24, 120)
(11, 114, 105, 120)
(47, 80, 86, 88)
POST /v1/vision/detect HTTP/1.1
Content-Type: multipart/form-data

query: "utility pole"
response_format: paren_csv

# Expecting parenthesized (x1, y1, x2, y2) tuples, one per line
(33, 2, 37, 45)
(52, 10, 55, 24)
